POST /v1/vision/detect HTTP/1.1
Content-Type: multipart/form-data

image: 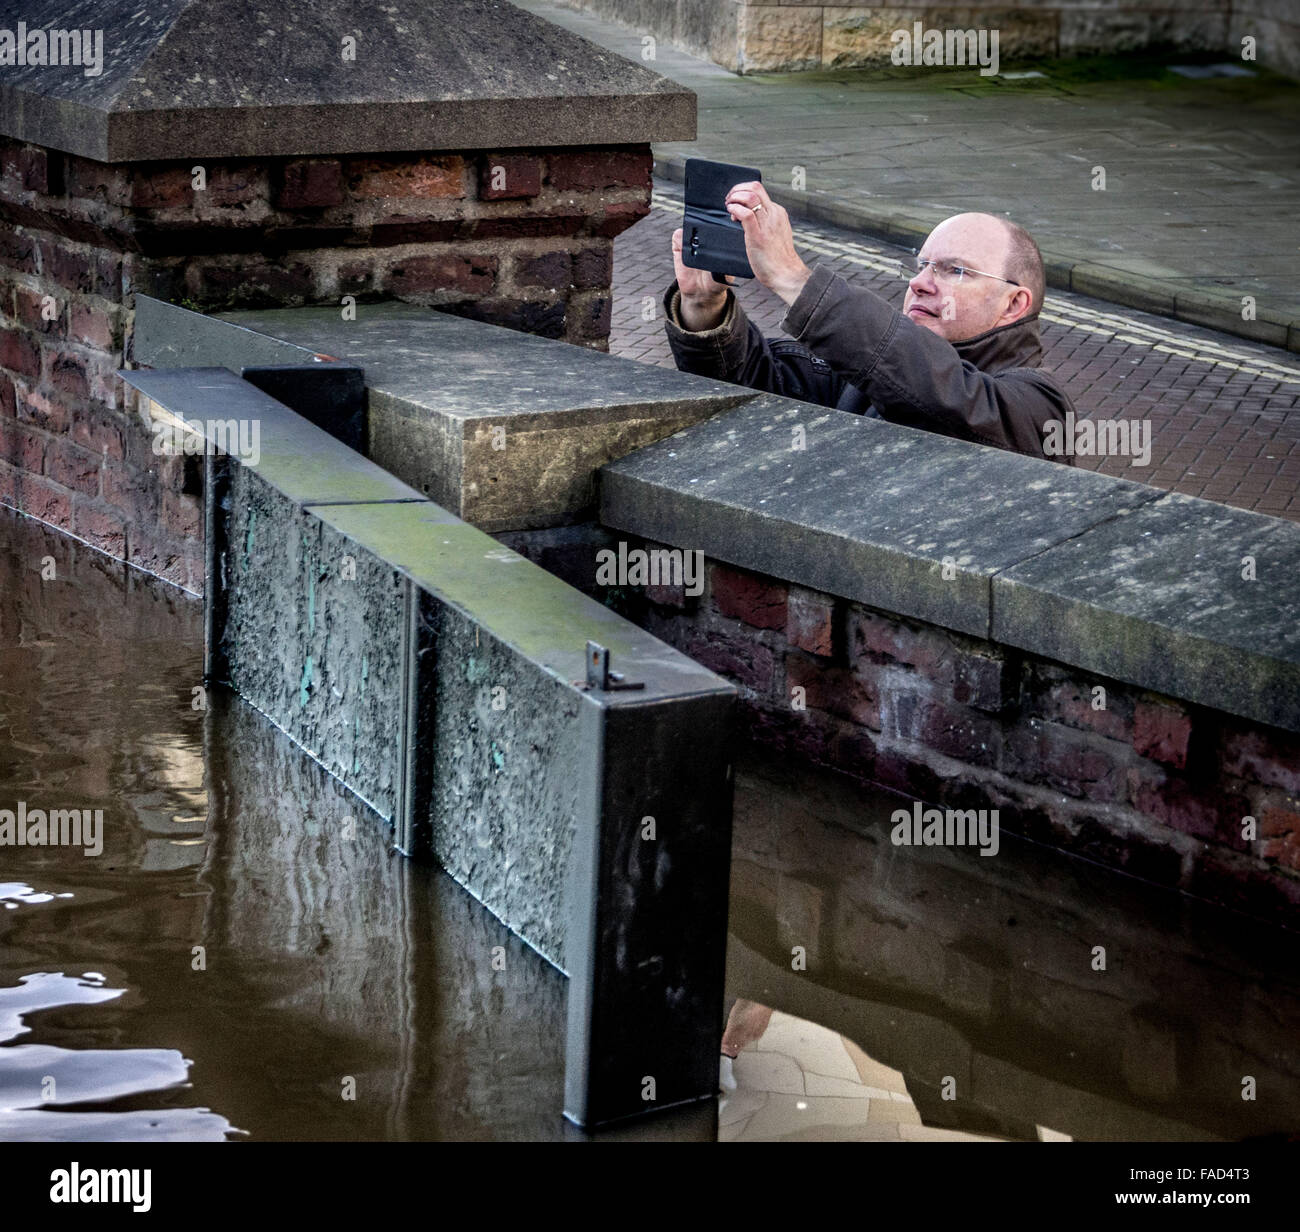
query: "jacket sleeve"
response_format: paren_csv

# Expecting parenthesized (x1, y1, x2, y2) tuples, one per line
(661, 281, 848, 409)
(780, 264, 1072, 458)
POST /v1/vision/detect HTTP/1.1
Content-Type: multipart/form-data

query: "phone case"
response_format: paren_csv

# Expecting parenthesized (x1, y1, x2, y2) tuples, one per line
(682, 158, 763, 281)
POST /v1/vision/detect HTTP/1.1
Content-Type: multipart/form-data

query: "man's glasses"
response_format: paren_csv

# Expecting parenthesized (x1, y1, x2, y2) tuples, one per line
(898, 252, 1020, 288)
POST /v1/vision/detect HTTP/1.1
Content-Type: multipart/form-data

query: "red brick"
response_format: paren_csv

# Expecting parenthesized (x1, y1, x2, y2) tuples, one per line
(786, 651, 878, 729)
(276, 160, 344, 210)
(18, 145, 56, 195)
(0, 328, 42, 378)
(1035, 678, 1131, 741)
(547, 149, 651, 192)
(646, 580, 687, 608)
(594, 199, 650, 238)
(1004, 719, 1125, 800)
(337, 260, 377, 295)
(72, 499, 128, 557)
(479, 155, 542, 200)
(684, 628, 775, 694)
(1133, 699, 1191, 769)
(0, 371, 14, 417)
(572, 244, 612, 290)
(45, 437, 100, 496)
(65, 157, 130, 206)
(129, 165, 196, 209)
(51, 353, 90, 401)
(385, 253, 497, 297)
(1260, 807, 1300, 871)
(787, 587, 833, 656)
(70, 303, 117, 350)
(129, 529, 188, 588)
(186, 259, 314, 307)
(38, 242, 121, 297)
(205, 164, 265, 208)
(848, 607, 949, 675)
(1131, 773, 1251, 848)
(69, 405, 125, 462)
(913, 697, 999, 768)
(711, 562, 787, 629)
(347, 156, 466, 199)
(0, 226, 38, 274)
(13, 286, 64, 335)
(160, 488, 202, 539)
(16, 385, 72, 432)
(568, 292, 610, 341)
(0, 420, 45, 473)
(515, 249, 571, 289)
(1220, 725, 1300, 795)
(454, 296, 566, 339)
(462, 212, 586, 240)
(17, 473, 72, 526)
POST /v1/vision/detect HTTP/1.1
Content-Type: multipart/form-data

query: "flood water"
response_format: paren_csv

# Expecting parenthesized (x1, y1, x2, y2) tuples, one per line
(2, 505, 1297, 1142)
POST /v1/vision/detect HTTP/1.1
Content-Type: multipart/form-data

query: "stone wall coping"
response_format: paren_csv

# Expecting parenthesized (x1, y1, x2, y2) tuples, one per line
(600, 393, 1300, 733)
(134, 297, 753, 531)
(117, 363, 733, 704)
(0, 0, 695, 161)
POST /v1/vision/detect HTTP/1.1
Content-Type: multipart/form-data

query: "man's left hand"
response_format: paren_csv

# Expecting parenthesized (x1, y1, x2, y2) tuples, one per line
(725, 181, 812, 307)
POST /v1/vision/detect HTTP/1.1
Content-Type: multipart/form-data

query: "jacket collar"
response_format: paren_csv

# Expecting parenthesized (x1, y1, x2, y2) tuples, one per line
(952, 313, 1044, 372)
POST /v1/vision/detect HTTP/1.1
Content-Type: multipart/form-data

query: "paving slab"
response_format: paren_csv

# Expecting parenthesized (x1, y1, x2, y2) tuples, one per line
(518, 0, 1300, 349)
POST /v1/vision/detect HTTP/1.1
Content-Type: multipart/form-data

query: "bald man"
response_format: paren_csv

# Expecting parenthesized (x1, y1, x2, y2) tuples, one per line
(665, 184, 1073, 461)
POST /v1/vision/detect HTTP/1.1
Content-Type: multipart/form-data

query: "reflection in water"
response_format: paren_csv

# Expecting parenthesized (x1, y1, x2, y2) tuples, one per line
(1, 506, 1296, 1142)
(0, 972, 233, 1141)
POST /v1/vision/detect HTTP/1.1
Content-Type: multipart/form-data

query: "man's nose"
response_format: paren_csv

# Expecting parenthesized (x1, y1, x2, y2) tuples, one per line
(909, 264, 938, 294)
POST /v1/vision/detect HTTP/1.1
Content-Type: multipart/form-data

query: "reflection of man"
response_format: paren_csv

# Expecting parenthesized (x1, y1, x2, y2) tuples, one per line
(665, 182, 1074, 462)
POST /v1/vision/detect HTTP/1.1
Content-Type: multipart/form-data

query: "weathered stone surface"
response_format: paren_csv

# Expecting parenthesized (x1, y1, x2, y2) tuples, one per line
(739, 5, 824, 72)
(0, 0, 695, 160)
(214, 302, 754, 530)
(993, 492, 1300, 733)
(601, 393, 1158, 639)
(118, 364, 737, 1127)
(823, 8, 920, 69)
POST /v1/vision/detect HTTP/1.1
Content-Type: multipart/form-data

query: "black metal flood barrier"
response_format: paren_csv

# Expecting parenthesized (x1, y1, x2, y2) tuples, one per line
(118, 365, 736, 1128)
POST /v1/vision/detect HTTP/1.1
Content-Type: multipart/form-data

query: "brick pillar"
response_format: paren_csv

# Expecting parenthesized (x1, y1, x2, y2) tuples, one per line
(0, 141, 650, 590)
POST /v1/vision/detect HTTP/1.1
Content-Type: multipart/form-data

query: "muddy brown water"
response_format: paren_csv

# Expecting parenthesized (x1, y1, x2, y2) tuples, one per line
(1, 507, 1296, 1141)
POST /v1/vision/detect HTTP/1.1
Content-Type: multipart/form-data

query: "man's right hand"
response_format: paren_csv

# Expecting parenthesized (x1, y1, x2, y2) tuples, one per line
(672, 227, 732, 331)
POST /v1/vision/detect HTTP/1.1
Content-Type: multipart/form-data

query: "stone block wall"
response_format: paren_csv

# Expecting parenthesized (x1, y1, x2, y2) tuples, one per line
(0, 139, 650, 591)
(584, 545, 1300, 925)
(560, 0, 1298, 77)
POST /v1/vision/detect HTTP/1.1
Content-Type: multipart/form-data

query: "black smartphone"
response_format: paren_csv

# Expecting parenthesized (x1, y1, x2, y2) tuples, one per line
(682, 158, 763, 283)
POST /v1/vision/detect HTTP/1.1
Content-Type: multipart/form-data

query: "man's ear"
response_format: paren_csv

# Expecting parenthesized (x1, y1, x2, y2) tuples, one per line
(1001, 285, 1033, 324)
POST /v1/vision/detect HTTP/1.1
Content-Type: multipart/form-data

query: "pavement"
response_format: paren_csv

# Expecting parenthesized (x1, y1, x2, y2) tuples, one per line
(612, 180, 1300, 521)
(517, 0, 1300, 353)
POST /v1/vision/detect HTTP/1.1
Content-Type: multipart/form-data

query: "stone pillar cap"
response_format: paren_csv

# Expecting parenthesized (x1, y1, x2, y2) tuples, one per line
(0, 0, 695, 161)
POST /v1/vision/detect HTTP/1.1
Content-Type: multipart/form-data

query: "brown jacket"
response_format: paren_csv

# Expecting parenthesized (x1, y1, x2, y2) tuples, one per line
(663, 263, 1074, 462)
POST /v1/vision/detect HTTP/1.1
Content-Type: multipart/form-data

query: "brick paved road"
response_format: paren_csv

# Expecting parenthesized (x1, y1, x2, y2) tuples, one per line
(612, 181, 1300, 520)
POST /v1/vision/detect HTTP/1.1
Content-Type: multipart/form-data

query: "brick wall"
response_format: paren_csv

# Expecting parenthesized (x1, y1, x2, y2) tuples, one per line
(591, 543, 1300, 924)
(0, 139, 650, 591)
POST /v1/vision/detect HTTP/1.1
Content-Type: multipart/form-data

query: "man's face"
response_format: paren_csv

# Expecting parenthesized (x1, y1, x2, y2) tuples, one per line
(902, 215, 1020, 342)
